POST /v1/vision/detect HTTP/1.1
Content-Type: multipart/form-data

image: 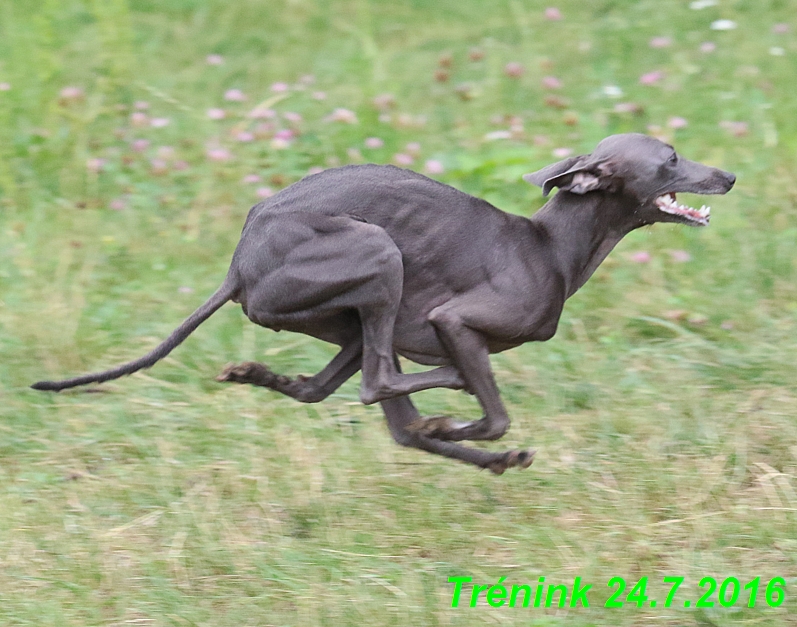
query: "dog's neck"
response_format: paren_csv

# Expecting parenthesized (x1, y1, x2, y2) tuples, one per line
(530, 191, 639, 299)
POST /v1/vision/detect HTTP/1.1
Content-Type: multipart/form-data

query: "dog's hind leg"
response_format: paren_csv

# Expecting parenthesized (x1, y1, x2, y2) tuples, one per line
(232, 212, 468, 405)
(216, 336, 362, 403)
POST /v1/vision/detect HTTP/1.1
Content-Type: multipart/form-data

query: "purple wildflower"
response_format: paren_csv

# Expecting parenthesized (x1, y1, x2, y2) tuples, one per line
(131, 139, 150, 152)
(206, 147, 231, 161)
(639, 70, 664, 85)
(542, 76, 562, 89)
(224, 89, 247, 102)
(545, 7, 562, 20)
(649, 36, 672, 48)
(667, 116, 688, 129)
(326, 108, 358, 124)
(393, 153, 414, 166)
(504, 62, 525, 78)
(424, 159, 444, 174)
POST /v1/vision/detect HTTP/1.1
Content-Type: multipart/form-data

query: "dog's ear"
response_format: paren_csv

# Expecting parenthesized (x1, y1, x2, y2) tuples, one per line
(523, 156, 583, 195)
(523, 157, 615, 197)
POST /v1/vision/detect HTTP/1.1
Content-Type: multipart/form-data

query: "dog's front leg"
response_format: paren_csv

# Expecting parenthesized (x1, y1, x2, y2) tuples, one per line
(381, 394, 534, 474)
(410, 304, 512, 442)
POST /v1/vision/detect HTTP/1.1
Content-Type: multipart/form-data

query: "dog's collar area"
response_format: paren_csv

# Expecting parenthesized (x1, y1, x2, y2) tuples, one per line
(654, 192, 710, 226)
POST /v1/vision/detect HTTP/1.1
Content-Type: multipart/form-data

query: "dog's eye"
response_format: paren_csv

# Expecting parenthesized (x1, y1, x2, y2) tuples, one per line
(668, 153, 678, 164)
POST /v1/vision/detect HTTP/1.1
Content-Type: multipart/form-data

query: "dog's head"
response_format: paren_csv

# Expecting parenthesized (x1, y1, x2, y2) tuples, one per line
(523, 133, 735, 227)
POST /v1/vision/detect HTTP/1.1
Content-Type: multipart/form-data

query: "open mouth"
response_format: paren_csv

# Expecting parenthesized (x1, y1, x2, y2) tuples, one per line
(655, 192, 710, 226)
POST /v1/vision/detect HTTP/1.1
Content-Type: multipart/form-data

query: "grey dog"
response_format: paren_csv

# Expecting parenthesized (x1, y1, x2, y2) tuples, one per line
(33, 133, 735, 474)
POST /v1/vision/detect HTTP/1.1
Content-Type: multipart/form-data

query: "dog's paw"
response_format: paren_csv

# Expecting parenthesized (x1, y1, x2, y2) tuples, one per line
(487, 449, 536, 475)
(216, 361, 271, 383)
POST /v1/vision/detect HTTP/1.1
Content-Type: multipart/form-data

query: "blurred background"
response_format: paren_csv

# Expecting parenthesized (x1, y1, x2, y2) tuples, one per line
(2, 0, 797, 624)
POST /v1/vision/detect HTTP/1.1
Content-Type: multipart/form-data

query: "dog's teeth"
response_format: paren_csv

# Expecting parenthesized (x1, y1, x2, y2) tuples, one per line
(656, 195, 711, 223)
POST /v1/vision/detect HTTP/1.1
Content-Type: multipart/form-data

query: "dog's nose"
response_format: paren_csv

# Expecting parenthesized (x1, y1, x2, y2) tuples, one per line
(724, 171, 736, 188)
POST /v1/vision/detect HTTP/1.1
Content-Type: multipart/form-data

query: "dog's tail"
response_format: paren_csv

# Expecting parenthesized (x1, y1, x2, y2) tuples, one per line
(31, 279, 238, 392)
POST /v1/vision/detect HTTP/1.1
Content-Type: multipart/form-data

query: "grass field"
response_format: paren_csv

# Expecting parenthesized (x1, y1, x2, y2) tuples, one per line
(3, 0, 797, 624)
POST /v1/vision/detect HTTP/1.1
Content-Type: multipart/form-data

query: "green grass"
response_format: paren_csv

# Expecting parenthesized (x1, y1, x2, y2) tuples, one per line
(3, 0, 797, 624)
